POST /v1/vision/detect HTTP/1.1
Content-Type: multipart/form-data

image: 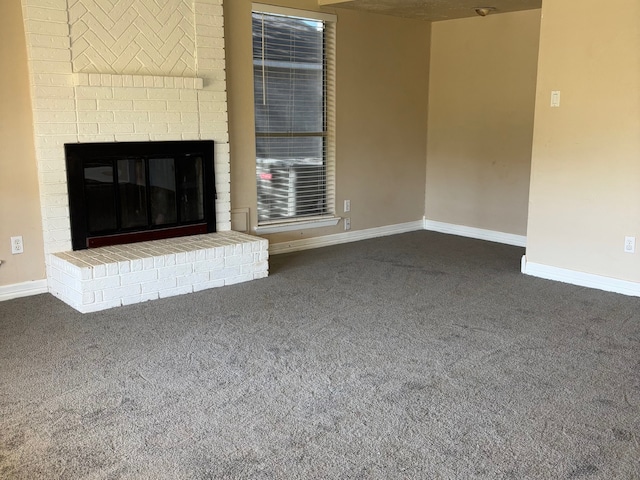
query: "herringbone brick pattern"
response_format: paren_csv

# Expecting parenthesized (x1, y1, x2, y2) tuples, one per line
(69, 0, 197, 76)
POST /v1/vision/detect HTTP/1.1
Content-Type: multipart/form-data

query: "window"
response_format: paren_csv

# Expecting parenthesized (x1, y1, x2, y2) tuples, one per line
(252, 5, 336, 228)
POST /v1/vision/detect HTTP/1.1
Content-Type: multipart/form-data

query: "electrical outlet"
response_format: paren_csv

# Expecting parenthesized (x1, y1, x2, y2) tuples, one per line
(344, 199, 351, 212)
(624, 236, 635, 254)
(344, 218, 351, 231)
(11, 236, 24, 255)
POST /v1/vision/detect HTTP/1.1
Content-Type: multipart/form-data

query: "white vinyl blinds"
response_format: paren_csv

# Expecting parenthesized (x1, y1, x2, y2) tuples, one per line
(252, 6, 336, 224)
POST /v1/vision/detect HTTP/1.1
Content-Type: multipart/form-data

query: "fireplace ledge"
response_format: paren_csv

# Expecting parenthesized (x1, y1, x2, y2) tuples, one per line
(48, 232, 268, 313)
(73, 73, 204, 89)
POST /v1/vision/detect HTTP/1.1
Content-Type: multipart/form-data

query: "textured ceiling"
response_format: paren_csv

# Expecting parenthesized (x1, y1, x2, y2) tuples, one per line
(319, 0, 542, 21)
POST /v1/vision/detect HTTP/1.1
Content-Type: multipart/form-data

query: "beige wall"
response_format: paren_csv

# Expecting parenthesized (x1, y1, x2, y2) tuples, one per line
(425, 10, 541, 236)
(225, 1, 431, 243)
(0, 0, 46, 286)
(526, 0, 640, 281)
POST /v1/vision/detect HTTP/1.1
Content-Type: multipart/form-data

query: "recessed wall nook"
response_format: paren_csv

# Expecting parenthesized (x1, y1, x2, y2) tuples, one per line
(20, 0, 268, 312)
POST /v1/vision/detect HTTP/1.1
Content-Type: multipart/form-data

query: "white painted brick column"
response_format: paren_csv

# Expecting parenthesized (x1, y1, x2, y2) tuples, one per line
(20, 0, 232, 257)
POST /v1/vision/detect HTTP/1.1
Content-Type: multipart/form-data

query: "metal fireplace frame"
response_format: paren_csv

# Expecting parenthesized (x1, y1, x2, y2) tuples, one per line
(65, 140, 216, 250)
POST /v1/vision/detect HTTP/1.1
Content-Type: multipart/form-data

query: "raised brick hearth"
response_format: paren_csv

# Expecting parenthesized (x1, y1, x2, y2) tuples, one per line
(48, 232, 268, 313)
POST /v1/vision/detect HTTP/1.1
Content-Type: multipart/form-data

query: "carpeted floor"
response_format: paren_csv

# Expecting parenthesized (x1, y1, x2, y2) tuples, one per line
(1, 231, 639, 479)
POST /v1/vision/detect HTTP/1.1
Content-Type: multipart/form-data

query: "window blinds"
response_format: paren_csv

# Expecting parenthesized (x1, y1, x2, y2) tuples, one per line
(252, 8, 336, 224)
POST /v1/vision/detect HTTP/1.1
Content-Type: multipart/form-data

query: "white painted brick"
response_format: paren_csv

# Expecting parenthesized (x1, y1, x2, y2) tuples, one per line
(113, 87, 148, 100)
(100, 124, 134, 134)
(118, 260, 131, 274)
(181, 133, 201, 141)
(135, 123, 168, 134)
(34, 110, 76, 124)
(82, 291, 95, 305)
(121, 292, 160, 306)
(196, 15, 224, 28)
(113, 111, 149, 123)
(168, 123, 199, 133)
(141, 277, 177, 294)
(177, 272, 209, 287)
(24, 20, 69, 36)
(198, 48, 225, 60)
(193, 279, 225, 292)
(120, 270, 158, 286)
(33, 73, 73, 86)
(34, 97, 76, 110)
(197, 59, 227, 73)
(24, 6, 69, 23)
(36, 123, 77, 135)
(167, 101, 198, 112)
(253, 271, 268, 280)
(195, 25, 223, 39)
(133, 100, 167, 111)
(224, 255, 240, 267)
(30, 60, 73, 75)
(98, 99, 134, 111)
(85, 276, 121, 291)
(76, 86, 113, 99)
(225, 274, 253, 286)
(158, 264, 193, 279)
(212, 266, 240, 280)
(149, 112, 181, 123)
(180, 90, 198, 101)
(27, 33, 70, 49)
(131, 259, 143, 272)
(164, 253, 176, 266)
(193, 258, 224, 273)
(34, 85, 74, 99)
(106, 262, 119, 276)
(76, 99, 97, 110)
(30, 46, 70, 62)
(146, 89, 181, 100)
(158, 285, 193, 299)
(114, 134, 150, 142)
(104, 285, 141, 301)
(101, 74, 113, 87)
(181, 112, 199, 124)
(175, 252, 187, 264)
(78, 124, 99, 135)
(78, 111, 114, 123)
(77, 134, 115, 142)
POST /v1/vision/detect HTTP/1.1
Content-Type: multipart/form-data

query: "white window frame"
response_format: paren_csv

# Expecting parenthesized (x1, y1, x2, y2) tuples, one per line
(251, 4, 338, 234)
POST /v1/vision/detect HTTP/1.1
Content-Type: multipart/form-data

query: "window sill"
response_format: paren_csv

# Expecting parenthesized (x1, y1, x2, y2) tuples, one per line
(255, 216, 341, 234)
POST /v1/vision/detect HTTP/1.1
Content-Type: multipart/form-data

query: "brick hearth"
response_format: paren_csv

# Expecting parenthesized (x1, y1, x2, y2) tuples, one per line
(48, 232, 268, 313)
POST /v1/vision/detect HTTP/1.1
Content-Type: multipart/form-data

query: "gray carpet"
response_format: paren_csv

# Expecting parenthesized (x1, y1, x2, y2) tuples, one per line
(1, 231, 638, 479)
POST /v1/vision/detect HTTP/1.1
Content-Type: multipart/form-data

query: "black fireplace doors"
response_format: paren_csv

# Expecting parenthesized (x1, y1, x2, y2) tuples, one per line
(65, 140, 216, 250)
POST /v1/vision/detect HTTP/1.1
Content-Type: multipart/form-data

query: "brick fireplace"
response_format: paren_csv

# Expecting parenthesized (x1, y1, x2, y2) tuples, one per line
(20, 0, 268, 312)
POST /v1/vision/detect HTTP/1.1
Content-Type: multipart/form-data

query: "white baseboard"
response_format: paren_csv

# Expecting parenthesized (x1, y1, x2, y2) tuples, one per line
(424, 219, 527, 247)
(521, 255, 640, 297)
(269, 220, 424, 255)
(0, 279, 48, 302)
